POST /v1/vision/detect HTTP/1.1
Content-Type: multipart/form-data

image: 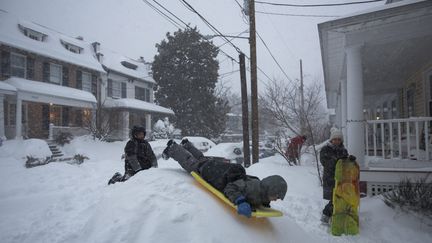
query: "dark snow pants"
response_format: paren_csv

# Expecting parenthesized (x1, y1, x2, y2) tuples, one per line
(323, 199, 333, 217)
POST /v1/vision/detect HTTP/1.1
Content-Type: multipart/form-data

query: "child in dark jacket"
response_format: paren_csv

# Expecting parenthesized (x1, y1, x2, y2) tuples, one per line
(163, 139, 287, 218)
(108, 126, 157, 185)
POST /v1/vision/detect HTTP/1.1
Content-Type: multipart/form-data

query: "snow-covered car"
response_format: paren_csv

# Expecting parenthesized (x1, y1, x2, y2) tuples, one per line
(182, 136, 216, 152)
(205, 142, 244, 165)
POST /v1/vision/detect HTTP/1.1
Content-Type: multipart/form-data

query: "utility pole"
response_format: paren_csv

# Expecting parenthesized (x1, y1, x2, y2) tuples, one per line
(239, 53, 251, 167)
(300, 59, 305, 136)
(249, 0, 259, 164)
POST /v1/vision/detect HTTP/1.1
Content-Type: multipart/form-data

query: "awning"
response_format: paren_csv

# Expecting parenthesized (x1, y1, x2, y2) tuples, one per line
(0, 81, 17, 95)
(4, 77, 97, 108)
(104, 98, 174, 115)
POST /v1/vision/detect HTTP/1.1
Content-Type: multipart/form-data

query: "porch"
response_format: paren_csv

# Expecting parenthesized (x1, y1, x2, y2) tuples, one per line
(1, 77, 97, 139)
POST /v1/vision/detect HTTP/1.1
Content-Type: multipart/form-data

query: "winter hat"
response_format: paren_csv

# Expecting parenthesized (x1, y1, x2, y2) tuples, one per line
(261, 175, 288, 200)
(330, 128, 343, 141)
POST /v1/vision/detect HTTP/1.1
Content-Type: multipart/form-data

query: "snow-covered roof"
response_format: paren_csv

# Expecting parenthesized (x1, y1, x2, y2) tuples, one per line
(100, 47, 155, 83)
(104, 98, 174, 115)
(0, 11, 105, 73)
(339, 0, 424, 19)
(5, 77, 96, 105)
(0, 81, 17, 94)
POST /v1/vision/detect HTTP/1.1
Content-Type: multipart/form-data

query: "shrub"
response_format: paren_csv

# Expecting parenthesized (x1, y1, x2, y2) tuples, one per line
(25, 156, 51, 168)
(54, 132, 73, 146)
(72, 154, 89, 165)
(382, 178, 432, 217)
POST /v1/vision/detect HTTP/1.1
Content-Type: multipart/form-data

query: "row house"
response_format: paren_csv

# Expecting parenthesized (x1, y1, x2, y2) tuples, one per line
(0, 10, 173, 141)
(0, 10, 104, 140)
(318, 0, 432, 195)
(94, 45, 174, 141)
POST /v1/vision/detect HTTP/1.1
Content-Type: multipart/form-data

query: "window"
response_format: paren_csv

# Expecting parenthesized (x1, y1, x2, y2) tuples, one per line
(60, 40, 83, 54)
(49, 63, 62, 84)
(82, 72, 92, 92)
(391, 100, 397, 118)
(406, 84, 415, 117)
(108, 79, 122, 98)
(10, 53, 26, 78)
(19, 26, 46, 42)
(135, 86, 149, 101)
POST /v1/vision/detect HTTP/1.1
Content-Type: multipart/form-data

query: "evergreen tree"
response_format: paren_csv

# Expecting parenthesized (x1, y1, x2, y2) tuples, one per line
(152, 27, 229, 138)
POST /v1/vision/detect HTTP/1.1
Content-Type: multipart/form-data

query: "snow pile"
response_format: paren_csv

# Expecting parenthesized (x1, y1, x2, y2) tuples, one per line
(0, 138, 51, 161)
(0, 138, 431, 243)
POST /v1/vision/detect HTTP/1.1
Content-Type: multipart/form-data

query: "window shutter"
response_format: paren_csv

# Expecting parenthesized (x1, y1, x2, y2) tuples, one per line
(1, 51, 10, 77)
(108, 79, 113, 97)
(43, 62, 50, 82)
(91, 74, 97, 96)
(62, 66, 69, 86)
(76, 70, 82, 89)
(121, 83, 127, 98)
(62, 107, 69, 126)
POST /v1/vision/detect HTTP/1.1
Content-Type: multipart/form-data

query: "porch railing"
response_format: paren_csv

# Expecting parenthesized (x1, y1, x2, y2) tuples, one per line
(365, 117, 432, 161)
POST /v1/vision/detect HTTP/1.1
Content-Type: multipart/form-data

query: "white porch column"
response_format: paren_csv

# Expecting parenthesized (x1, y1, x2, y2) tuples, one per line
(145, 114, 152, 138)
(0, 95, 5, 139)
(341, 79, 348, 144)
(15, 96, 22, 139)
(346, 45, 365, 168)
(122, 111, 130, 140)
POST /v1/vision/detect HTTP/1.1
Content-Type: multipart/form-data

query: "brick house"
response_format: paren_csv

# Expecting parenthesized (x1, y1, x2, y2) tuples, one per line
(93, 44, 174, 141)
(0, 10, 105, 139)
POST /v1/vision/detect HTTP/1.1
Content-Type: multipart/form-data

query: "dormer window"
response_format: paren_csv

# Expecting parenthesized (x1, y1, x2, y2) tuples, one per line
(60, 40, 83, 54)
(18, 24, 47, 41)
(121, 61, 138, 70)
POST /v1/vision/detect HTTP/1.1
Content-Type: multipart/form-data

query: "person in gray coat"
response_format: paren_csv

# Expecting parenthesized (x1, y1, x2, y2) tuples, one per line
(320, 128, 348, 223)
(163, 139, 288, 217)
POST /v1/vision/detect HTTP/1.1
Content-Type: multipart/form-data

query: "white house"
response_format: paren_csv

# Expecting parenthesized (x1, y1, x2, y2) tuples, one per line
(93, 44, 174, 141)
(319, 0, 432, 195)
(0, 10, 104, 140)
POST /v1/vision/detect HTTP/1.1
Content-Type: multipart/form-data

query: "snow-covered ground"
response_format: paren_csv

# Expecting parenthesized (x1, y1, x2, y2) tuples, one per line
(0, 137, 431, 243)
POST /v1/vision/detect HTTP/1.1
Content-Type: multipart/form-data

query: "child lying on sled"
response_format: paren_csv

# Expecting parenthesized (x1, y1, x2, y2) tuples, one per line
(162, 139, 287, 218)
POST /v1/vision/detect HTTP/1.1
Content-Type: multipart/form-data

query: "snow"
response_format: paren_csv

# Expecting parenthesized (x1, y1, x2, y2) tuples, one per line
(0, 10, 105, 73)
(104, 98, 174, 115)
(100, 46, 155, 83)
(205, 142, 243, 160)
(5, 77, 97, 105)
(0, 81, 17, 93)
(0, 137, 431, 243)
(0, 138, 51, 160)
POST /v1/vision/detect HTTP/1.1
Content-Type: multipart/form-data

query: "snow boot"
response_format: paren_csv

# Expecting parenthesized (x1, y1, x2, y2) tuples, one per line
(162, 139, 176, 160)
(108, 172, 123, 185)
(321, 214, 331, 225)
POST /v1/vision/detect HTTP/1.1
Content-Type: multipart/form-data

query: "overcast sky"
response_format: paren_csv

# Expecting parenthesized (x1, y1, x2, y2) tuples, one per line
(0, 0, 384, 95)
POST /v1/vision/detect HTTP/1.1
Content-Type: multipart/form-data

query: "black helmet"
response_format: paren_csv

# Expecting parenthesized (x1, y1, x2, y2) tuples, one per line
(131, 125, 146, 138)
(261, 175, 288, 200)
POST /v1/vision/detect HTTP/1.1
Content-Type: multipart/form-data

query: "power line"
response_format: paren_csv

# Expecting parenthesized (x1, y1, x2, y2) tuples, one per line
(256, 10, 340, 17)
(141, 0, 184, 29)
(255, 0, 384, 7)
(256, 31, 293, 82)
(151, 0, 190, 28)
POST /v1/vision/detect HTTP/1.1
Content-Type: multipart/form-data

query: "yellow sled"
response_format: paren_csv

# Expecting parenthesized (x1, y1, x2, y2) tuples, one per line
(191, 171, 283, 218)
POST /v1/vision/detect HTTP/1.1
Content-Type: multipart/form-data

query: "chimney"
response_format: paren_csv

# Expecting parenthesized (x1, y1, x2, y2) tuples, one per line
(92, 42, 101, 54)
(139, 56, 145, 63)
(96, 53, 104, 64)
(76, 36, 84, 40)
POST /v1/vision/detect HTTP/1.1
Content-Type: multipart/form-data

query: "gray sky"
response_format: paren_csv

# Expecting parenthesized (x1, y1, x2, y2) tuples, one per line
(0, 0, 384, 94)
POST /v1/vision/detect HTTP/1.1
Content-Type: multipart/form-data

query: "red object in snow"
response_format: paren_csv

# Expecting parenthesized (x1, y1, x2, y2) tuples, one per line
(285, 135, 306, 159)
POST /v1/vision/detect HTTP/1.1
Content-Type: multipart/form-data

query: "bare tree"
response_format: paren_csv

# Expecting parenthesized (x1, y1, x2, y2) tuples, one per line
(260, 79, 328, 181)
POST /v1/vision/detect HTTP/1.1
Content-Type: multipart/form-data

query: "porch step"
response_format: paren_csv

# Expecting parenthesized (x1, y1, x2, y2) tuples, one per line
(45, 140, 64, 159)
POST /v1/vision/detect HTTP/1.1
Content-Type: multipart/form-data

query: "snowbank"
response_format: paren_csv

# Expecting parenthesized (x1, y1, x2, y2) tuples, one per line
(0, 138, 431, 243)
(0, 138, 51, 161)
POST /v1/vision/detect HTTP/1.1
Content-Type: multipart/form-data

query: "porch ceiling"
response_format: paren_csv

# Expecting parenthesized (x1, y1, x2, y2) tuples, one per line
(362, 35, 432, 95)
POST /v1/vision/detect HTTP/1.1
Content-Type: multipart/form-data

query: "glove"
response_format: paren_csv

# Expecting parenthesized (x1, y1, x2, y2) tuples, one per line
(235, 196, 252, 218)
(348, 155, 356, 161)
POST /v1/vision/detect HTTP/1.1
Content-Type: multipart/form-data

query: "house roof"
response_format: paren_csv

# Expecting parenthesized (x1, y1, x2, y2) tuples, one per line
(5, 77, 96, 108)
(100, 47, 155, 84)
(0, 81, 17, 94)
(0, 10, 105, 73)
(104, 98, 174, 115)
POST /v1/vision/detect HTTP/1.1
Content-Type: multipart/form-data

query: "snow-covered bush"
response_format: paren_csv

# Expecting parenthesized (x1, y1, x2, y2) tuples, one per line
(72, 154, 89, 165)
(54, 132, 73, 146)
(152, 118, 175, 139)
(25, 156, 50, 168)
(383, 179, 432, 217)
